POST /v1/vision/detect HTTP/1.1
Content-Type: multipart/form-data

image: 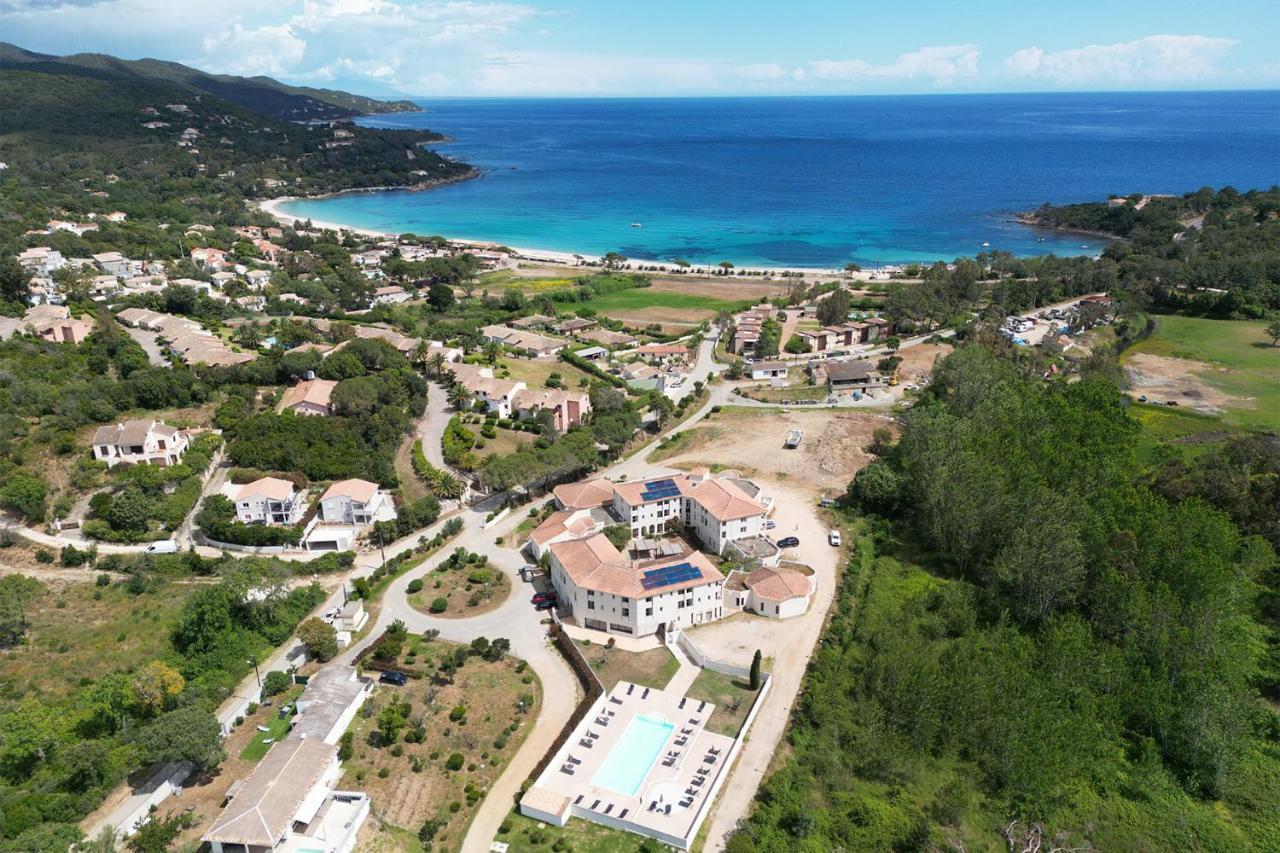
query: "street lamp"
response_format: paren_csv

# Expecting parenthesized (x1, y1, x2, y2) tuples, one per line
(247, 658, 261, 691)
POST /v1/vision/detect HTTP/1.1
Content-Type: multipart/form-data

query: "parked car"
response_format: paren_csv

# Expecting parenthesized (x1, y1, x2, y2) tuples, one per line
(828, 530, 842, 546)
(535, 600, 557, 611)
(531, 592, 557, 605)
(776, 536, 800, 549)
(762, 520, 776, 530)
(818, 498, 837, 508)
(379, 671, 407, 686)
(145, 539, 178, 554)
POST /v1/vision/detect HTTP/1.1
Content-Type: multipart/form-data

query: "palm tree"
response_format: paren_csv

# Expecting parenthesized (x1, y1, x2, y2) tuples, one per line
(411, 340, 432, 372)
(427, 352, 448, 379)
(483, 341, 502, 365)
(446, 384, 470, 412)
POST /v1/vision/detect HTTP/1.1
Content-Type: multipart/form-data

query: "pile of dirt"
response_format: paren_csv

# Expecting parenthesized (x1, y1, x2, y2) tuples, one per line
(1124, 353, 1242, 415)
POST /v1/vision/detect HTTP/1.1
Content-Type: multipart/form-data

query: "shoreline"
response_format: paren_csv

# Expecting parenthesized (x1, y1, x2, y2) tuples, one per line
(255, 194, 870, 279)
(256, 190, 1102, 280)
(1005, 215, 1123, 243)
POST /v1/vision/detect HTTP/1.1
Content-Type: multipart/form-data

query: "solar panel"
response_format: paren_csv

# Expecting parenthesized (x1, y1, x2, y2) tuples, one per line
(640, 562, 702, 590)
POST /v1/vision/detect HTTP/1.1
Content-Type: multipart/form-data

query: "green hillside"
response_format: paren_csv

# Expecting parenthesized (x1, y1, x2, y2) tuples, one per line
(0, 41, 419, 121)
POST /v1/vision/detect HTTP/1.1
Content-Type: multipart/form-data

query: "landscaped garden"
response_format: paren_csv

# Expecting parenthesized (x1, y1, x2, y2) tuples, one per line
(407, 547, 511, 618)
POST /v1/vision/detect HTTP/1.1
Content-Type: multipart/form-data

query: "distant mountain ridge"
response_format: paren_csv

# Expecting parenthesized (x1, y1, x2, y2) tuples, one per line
(0, 42, 419, 122)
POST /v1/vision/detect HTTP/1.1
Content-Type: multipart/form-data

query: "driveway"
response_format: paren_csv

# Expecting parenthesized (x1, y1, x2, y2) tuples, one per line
(334, 502, 581, 853)
(123, 326, 168, 367)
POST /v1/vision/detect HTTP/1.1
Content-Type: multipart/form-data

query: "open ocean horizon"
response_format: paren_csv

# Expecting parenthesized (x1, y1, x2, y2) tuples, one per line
(279, 90, 1280, 268)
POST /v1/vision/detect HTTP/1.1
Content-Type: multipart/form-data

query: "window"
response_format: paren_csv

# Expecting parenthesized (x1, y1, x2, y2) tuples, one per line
(587, 601, 595, 611)
(645, 606, 653, 616)
(622, 608, 629, 617)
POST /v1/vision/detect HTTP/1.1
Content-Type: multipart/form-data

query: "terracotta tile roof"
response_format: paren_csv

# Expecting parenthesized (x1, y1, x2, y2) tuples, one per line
(320, 478, 379, 504)
(550, 535, 721, 598)
(91, 419, 168, 448)
(203, 738, 337, 847)
(745, 567, 811, 601)
(280, 378, 337, 411)
(553, 479, 615, 510)
(686, 477, 766, 521)
(235, 477, 296, 502)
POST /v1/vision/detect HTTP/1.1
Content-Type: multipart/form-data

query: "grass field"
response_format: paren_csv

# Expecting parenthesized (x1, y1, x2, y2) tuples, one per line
(498, 356, 594, 389)
(685, 667, 759, 737)
(499, 810, 657, 853)
(577, 641, 679, 691)
(587, 288, 754, 315)
(0, 579, 197, 701)
(1127, 403, 1229, 465)
(1124, 316, 1279, 431)
(239, 698, 297, 761)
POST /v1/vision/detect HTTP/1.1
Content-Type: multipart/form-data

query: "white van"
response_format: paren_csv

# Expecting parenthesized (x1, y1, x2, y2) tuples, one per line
(145, 540, 178, 555)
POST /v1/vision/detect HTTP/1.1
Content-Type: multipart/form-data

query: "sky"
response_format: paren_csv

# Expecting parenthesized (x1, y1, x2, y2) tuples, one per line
(2, 0, 1278, 98)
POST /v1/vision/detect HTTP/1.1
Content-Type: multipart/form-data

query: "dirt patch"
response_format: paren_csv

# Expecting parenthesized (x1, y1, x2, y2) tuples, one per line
(1124, 353, 1245, 415)
(600, 307, 712, 328)
(896, 342, 953, 384)
(662, 409, 894, 497)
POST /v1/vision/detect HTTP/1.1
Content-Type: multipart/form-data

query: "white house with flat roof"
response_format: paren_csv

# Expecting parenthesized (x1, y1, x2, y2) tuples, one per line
(289, 665, 372, 745)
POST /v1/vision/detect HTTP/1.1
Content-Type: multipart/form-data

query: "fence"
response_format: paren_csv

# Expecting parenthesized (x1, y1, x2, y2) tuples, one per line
(524, 618, 605, 789)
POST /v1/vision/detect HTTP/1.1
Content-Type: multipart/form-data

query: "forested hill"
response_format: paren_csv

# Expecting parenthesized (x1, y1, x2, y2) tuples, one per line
(0, 50, 471, 252)
(1020, 187, 1280, 317)
(0, 42, 419, 122)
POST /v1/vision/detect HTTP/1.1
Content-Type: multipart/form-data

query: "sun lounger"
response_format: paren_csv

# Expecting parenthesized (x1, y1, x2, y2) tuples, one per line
(678, 697, 687, 709)
(609, 696, 623, 704)
(662, 757, 675, 767)
(619, 808, 629, 819)
(698, 700, 706, 712)
(591, 799, 600, 810)
(680, 798, 692, 808)
(580, 738, 593, 748)
(568, 755, 582, 765)
(642, 687, 650, 699)
(560, 765, 574, 775)
(574, 794, 584, 805)
(681, 726, 693, 734)
(627, 683, 635, 695)
(604, 804, 614, 814)
(665, 804, 672, 815)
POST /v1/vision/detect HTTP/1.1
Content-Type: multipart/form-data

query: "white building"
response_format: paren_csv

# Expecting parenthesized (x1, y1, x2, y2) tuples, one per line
(90, 420, 189, 468)
(231, 477, 307, 526)
(749, 360, 787, 380)
(280, 379, 338, 416)
(17, 247, 66, 276)
(289, 665, 372, 745)
(727, 566, 815, 619)
(458, 375, 527, 418)
(318, 479, 396, 525)
(609, 474, 767, 555)
(92, 251, 132, 277)
(203, 738, 368, 853)
(547, 534, 725, 637)
(371, 285, 410, 305)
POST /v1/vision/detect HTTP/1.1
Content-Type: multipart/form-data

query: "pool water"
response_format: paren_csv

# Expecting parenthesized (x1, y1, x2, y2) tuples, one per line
(591, 714, 674, 796)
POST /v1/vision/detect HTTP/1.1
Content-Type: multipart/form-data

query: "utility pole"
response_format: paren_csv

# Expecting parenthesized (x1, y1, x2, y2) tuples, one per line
(247, 658, 262, 692)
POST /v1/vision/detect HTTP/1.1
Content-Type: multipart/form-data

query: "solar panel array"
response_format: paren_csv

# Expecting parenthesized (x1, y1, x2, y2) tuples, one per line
(639, 478, 681, 502)
(640, 561, 702, 590)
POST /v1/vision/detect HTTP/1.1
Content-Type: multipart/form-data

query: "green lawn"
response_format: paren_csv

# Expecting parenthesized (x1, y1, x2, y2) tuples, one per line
(240, 709, 293, 761)
(686, 667, 760, 736)
(1124, 315, 1280, 431)
(1127, 403, 1228, 465)
(499, 810, 658, 853)
(586, 288, 754, 314)
(578, 641, 679, 691)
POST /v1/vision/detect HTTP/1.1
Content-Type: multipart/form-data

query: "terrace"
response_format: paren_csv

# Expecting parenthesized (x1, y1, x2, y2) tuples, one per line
(521, 680, 739, 850)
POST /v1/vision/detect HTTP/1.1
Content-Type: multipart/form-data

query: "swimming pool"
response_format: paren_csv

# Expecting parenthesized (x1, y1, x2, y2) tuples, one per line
(591, 714, 674, 796)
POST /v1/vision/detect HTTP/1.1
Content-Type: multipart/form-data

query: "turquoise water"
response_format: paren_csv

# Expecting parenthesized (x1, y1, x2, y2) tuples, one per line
(591, 713, 674, 797)
(281, 91, 1280, 268)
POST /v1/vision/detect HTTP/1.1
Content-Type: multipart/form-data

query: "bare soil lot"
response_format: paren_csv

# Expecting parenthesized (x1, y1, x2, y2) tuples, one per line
(1124, 352, 1244, 415)
(658, 408, 894, 497)
(896, 342, 953, 384)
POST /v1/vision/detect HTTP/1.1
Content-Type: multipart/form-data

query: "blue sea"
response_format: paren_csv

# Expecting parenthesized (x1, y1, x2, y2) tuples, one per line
(280, 91, 1280, 268)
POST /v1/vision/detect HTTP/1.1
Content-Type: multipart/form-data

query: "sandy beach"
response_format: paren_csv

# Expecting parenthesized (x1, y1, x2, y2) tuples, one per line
(255, 196, 887, 281)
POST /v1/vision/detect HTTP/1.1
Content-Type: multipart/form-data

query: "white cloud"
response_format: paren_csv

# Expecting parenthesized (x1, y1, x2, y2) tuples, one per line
(200, 23, 306, 77)
(1004, 34, 1237, 85)
(809, 45, 981, 84)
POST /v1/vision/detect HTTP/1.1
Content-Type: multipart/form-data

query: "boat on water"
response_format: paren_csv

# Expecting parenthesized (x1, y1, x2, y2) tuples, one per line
(981, 241, 990, 247)
(630, 222, 643, 228)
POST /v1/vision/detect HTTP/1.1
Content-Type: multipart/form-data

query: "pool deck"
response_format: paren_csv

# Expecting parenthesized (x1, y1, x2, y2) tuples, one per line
(521, 680, 736, 849)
